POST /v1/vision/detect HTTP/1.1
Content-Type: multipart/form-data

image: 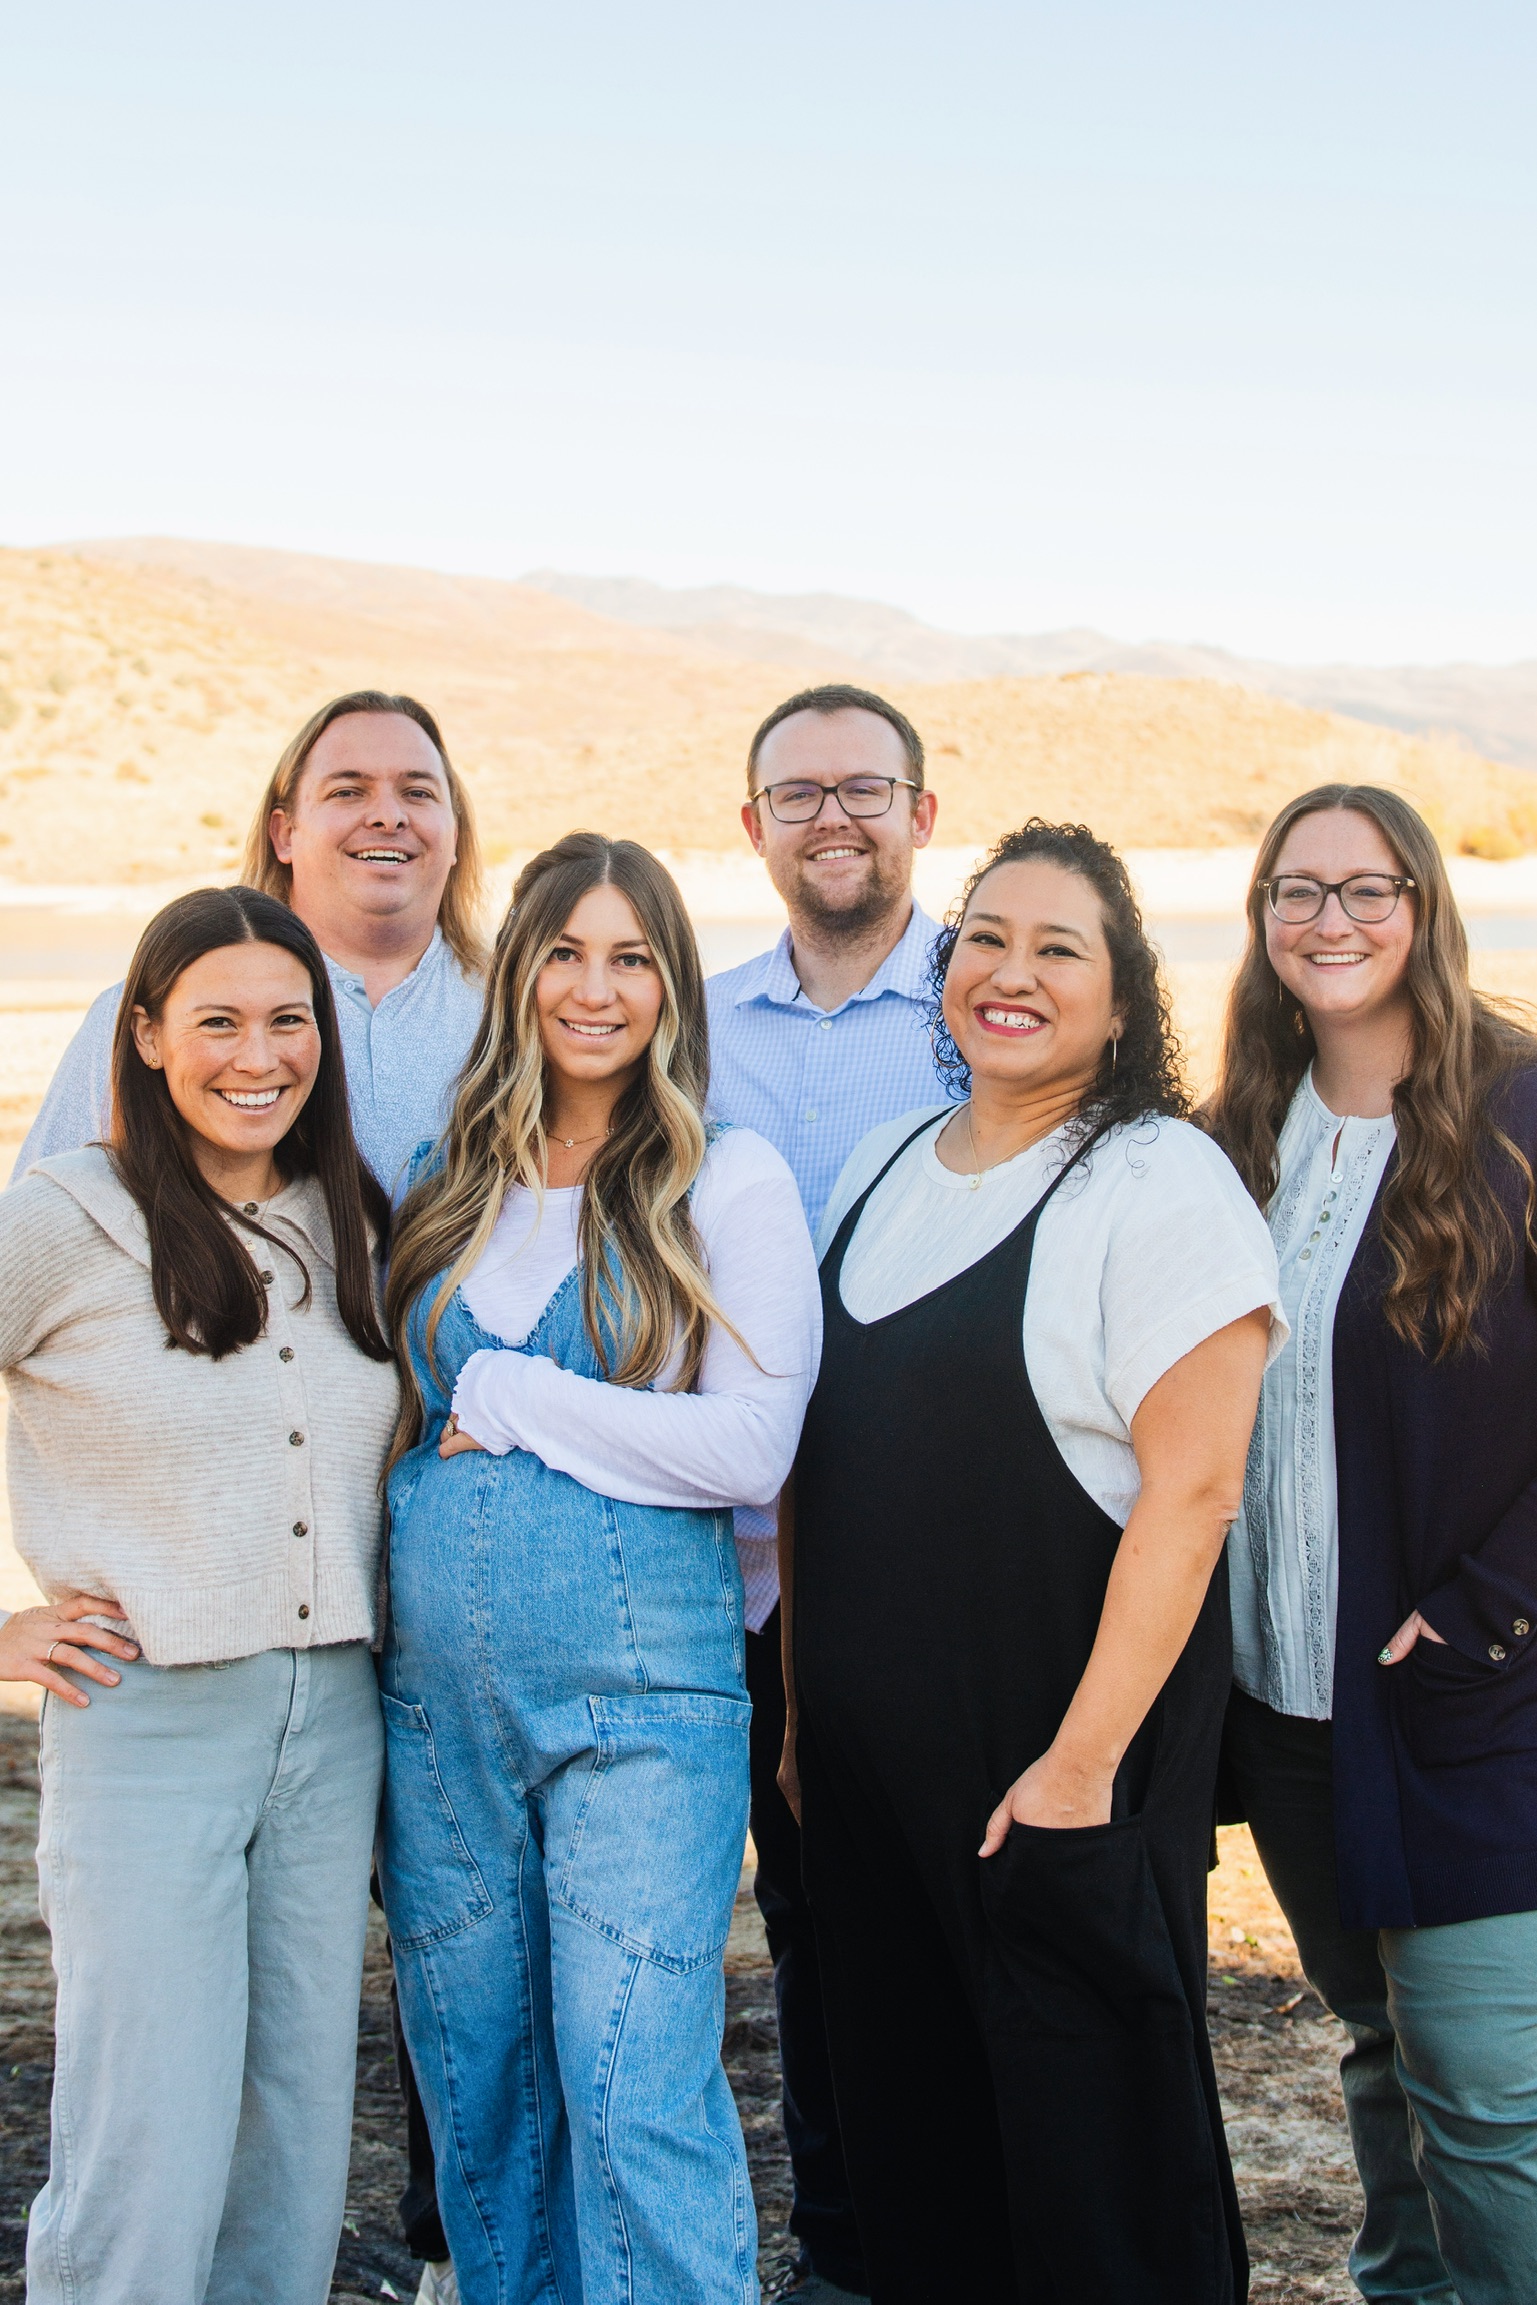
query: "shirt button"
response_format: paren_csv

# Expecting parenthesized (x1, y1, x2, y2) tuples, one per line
(1299, 1250, 1312, 1263)
(297, 1605, 310, 1620)
(259, 1269, 274, 1285)
(1516, 1619, 1531, 1637)
(819, 1019, 832, 1030)
(278, 1346, 294, 1363)
(804, 1109, 818, 1122)
(289, 1430, 305, 1447)
(243, 1201, 258, 1215)
(1489, 1643, 1508, 1662)
(293, 1520, 308, 1537)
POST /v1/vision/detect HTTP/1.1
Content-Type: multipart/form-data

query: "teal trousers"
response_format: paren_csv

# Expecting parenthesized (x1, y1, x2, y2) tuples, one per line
(1227, 1687, 1537, 2305)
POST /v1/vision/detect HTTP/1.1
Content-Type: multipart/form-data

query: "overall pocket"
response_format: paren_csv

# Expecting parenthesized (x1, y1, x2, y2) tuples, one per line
(554, 1690, 751, 1974)
(377, 1692, 494, 1951)
(979, 1819, 1229, 2303)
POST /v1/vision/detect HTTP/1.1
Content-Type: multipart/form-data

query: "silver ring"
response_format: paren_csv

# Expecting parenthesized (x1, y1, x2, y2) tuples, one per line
(45, 1640, 59, 1664)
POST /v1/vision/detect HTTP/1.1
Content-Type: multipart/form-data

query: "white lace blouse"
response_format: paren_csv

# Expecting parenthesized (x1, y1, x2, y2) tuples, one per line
(1228, 1070, 1398, 1720)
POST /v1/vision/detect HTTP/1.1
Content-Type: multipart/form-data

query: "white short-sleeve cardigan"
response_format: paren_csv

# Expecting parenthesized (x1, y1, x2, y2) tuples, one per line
(818, 1108, 1287, 1529)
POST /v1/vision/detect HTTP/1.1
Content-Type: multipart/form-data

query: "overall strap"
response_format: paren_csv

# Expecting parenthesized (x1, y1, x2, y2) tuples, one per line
(1001, 1121, 1105, 1252)
(821, 1115, 947, 1280)
(822, 1110, 1116, 1293)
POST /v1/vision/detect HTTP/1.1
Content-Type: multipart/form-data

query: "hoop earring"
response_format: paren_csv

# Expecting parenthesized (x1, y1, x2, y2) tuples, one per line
(1295, 1008, 1308, 1040)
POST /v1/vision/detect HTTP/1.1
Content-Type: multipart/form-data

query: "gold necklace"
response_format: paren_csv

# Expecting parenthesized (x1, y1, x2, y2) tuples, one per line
(964, 1105, 986, 1189)
(552, 1124, 613, 1152)
(962, 1104, 1061, 1187)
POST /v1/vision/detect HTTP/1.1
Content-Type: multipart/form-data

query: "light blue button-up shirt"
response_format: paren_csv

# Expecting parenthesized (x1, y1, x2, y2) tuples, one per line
(705, 899, 954, 1239)
(14, 928, 484, 1195)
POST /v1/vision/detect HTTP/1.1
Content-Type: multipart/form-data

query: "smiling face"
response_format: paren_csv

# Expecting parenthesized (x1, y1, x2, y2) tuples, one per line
(1264, 807, 1416, 1031)
(534, 882, 667, 1099)
(130, 941, 321, 1193)
(743, 707, 937, 936)
(942, 858, 1120, 1098)
(268, 711, 458, 936)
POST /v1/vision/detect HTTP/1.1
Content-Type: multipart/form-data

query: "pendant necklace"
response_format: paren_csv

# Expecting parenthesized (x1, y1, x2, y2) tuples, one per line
(554, 1124, 613, 1152)
(962, 1104, 1057, 1187)
(964, 1106, 986, 1189)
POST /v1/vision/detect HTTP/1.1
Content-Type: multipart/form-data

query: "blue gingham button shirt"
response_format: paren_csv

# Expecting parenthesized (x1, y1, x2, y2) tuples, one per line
(705, 901, 953, 1238)
(705, 900, 956, 1625)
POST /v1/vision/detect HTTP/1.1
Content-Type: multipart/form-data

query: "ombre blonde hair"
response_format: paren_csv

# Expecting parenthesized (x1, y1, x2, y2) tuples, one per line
(386, 832, 739, 1458)
(239, 691, 486, 975)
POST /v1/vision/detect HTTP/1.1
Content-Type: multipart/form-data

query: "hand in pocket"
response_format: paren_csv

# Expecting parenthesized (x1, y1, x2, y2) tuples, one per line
(980, 1745, 1115, 1855)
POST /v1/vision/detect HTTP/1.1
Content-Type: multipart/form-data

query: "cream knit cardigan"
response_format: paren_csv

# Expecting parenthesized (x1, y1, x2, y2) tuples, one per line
(0, 1148, 400, 1667)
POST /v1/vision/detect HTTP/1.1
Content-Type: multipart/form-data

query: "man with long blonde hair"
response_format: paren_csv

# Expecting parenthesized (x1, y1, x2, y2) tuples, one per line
(17, 691, 484, 1195)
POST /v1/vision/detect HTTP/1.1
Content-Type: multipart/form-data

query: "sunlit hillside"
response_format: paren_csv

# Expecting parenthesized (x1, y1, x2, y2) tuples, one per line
(2, 540, 1535, 882)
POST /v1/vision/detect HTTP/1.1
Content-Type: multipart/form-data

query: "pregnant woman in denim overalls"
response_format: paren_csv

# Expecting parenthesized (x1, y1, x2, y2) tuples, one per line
(378, 835, 820, 2305)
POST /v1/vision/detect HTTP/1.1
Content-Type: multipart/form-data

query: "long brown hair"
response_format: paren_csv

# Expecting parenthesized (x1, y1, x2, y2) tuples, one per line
(1207, 784, 1537, 1356)
(111, 886, 392, 1361)
(386, 832, 739, 1455)
(239, 691, 486, 975)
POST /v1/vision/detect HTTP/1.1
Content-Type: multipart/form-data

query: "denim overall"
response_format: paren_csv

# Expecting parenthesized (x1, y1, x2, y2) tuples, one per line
(378, 1246, 757, 2305)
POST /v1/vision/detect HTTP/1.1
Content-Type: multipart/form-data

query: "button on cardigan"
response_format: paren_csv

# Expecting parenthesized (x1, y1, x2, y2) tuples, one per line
(1329, 1064, 1537, 1929)
(0, 1148, 399, 1667)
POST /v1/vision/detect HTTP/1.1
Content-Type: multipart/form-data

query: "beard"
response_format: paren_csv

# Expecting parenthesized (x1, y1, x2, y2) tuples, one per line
(785, 840, 912, 940)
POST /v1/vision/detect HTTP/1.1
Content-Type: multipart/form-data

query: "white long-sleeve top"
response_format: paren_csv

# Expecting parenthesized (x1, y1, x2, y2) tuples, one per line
(450, 1129, 821, 1602)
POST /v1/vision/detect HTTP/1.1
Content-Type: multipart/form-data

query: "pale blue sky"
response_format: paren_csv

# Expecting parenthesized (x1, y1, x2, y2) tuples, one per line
(3, 2, 1534, 660)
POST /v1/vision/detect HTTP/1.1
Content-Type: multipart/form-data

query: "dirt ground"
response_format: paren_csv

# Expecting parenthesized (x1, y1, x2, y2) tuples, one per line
(0, 1710, 1363, 2304)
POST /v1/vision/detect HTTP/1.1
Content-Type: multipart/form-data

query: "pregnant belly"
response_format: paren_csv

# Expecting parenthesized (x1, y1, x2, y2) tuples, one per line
(386, 1446, 740, 1703)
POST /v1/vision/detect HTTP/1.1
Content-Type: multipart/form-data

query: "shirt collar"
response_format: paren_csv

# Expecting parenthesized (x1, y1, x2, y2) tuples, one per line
(735, 900, 940, 1015)
(325, 925, 446, 1005)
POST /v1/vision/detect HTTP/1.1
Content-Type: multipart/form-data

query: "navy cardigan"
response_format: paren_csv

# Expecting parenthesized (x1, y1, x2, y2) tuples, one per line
(1331, 1065, 1537, 1929)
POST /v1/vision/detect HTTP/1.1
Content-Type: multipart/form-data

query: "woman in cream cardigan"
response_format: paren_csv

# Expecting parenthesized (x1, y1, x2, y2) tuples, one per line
(0, 884, 398, 2305)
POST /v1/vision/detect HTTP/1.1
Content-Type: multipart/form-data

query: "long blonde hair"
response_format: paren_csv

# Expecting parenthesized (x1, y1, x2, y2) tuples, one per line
(239, 691, 486, 975)
(386, 832, 737, 1455)
(1207, 783, 1537, 1357)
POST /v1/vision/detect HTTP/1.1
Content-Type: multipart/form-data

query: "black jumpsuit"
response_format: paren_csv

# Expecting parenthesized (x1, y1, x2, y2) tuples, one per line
(794, 1129, 1247, 2303)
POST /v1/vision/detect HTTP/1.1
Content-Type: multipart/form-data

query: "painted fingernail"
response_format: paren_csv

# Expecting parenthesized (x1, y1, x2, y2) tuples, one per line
(1377, 1646, 1394, 1664)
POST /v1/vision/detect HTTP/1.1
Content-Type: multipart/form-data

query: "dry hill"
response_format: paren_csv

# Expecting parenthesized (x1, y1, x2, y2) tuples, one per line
(1, 540, 1533, 884)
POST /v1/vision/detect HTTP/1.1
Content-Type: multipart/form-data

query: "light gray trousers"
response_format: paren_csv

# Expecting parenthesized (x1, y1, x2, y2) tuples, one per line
(27, 1642, 384, 2305)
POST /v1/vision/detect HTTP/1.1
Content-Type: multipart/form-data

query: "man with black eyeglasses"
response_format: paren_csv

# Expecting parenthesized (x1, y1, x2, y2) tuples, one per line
(706, 685, 955, 2303)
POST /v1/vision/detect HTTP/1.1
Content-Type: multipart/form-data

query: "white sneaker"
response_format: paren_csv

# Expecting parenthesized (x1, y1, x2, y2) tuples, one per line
(414, 2262, 460, 2305)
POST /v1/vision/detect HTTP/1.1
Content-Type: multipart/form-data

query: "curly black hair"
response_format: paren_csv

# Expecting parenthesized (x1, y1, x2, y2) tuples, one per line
(927, 819, 1190, 1149)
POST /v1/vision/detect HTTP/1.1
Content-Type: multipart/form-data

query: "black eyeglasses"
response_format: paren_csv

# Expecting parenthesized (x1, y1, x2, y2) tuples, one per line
(1263, 873, 1416, 924)
(751, 775, 920, 824)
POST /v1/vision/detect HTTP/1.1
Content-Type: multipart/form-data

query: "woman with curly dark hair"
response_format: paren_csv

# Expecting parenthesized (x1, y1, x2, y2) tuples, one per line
(778, 821, 1284, 2303)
